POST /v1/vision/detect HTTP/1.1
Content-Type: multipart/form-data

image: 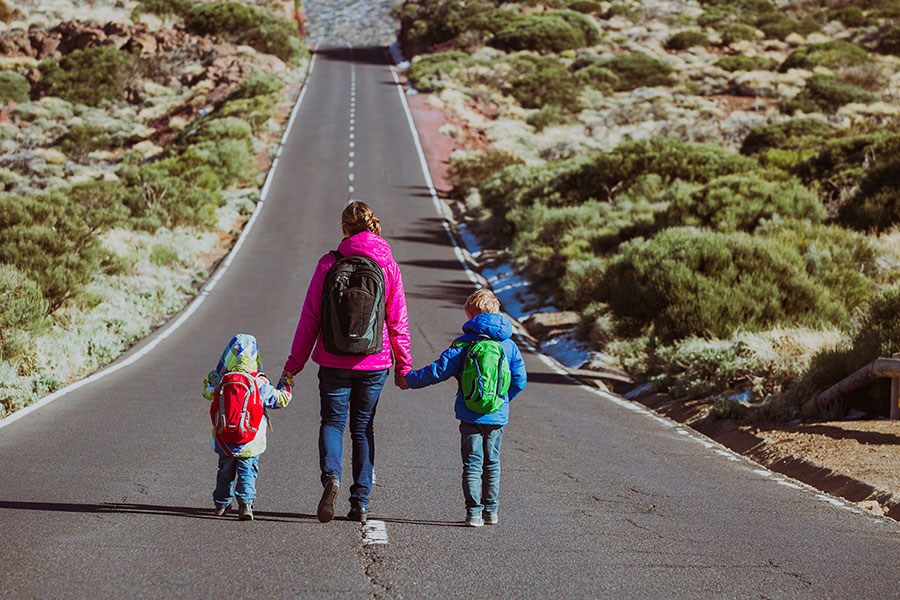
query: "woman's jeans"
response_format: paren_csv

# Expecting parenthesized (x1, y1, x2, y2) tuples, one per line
(214, 455, 259, 507)
(318, 366, 389, 509)
(459, 421, 505, 517)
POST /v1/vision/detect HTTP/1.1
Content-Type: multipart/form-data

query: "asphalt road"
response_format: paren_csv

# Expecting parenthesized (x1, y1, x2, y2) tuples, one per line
(2, 46, 900, 599)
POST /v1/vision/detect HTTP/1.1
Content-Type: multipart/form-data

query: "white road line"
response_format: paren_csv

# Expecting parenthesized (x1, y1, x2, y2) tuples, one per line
(362, 520, 389, 545)
(0, 52, 319, 431)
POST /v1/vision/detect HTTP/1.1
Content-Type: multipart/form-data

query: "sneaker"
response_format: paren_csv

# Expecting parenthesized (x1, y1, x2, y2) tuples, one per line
(465, 515, 484, 527)
(214, 504, 229, 517)
(239, 504, 253, 521)
(484, 513, 498, 525)
(317, 477, 340, 523)
(347, 506, 368, 524)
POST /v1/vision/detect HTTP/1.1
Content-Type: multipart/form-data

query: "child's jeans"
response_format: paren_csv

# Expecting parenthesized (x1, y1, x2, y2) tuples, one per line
(459, 421, 504, 517)
(214, 455, 259, 507)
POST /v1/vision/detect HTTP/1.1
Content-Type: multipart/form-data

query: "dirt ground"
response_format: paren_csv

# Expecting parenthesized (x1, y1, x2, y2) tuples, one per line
(404, 87, 900, 524)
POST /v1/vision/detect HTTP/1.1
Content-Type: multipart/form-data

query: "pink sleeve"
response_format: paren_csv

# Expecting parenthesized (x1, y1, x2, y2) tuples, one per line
(283, 257, 331, 375)
(385, 260, 413, 375)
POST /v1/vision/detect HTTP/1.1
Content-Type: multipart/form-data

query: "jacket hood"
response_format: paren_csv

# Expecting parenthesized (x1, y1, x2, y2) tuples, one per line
(462, 312, 512, 341)
(215, 333, 261, 374)
(338, 231, 394, 268)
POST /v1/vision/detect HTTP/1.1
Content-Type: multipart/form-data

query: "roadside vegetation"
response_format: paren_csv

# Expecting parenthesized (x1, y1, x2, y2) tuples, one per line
(0, 0, 308, 417)
(394, 0, 900, 422)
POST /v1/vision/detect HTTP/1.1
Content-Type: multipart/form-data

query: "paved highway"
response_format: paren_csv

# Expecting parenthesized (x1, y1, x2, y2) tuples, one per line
(1, 46, 899, 599)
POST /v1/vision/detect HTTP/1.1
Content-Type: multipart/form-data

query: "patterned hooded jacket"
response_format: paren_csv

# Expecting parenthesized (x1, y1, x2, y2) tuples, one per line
(203, 334, 292, 458)
(283, 231, 413, 376)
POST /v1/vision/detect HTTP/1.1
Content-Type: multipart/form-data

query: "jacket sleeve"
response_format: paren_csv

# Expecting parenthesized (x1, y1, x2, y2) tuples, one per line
(385, 260, 413, 376)
(257, 374, 293, 409)
(405, 345, 465, 389)
(506, 342, 527, 401)
(283, 257, 331, 376)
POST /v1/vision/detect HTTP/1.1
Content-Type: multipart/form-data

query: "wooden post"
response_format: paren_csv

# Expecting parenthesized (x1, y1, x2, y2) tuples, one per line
(892, 354, 900, 420)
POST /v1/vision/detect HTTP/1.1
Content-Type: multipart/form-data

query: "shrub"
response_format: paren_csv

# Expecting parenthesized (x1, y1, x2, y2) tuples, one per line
(781, 74, 878, 115)
(740, 117, 836, 155)
(447, 149, 525, 199)
(150, 245, 180, 267)
(827, 6, 868, 26)
(132, 0, 192, 18)
(755, 12, 818, 40)
(574, 64, 620, 90)
(393, 0, 493, 57)
(665, 30, 709, 50)
(37, 46, 138, 106)
(567, 0, 604, 14)
(407, 51, 473, 92)
(507, 56, 580, 110)
(780, 40, 871, 72)
(527, 104, 575, 131)
(186, 2, 305, 63)
(557, 9, 601, 46)
(597, 53, 672, 90)
(53, 124, 123, 160)
(0, 72, 30, 103)
(662, 174, 825, 232)
(229, 73, 284, 100)
(877, 27, 900, 56)
(0, 264, 46, 335)
(490, 13, 588, 54)
(721, 23, 758, 45)
(838, 135, 900, 231)
(714, 55, 776, 72)
(0, 0, 10, 23)
(599, 228, 846, 342)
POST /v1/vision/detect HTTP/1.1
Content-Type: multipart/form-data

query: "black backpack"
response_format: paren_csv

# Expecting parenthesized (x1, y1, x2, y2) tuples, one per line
(321, 250, 386, 355)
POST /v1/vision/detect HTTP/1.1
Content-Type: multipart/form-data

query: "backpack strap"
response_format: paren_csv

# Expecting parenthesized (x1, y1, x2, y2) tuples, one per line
(331, 250, 344, 261)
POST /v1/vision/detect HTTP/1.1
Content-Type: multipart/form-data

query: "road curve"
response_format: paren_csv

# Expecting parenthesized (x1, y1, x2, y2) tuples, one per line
(1, 46, 899, 599)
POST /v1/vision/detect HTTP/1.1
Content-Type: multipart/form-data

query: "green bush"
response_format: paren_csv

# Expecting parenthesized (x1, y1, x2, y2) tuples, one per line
(755, 11, 818, 40)
(0, 183, 127, 313)
(526, 104, 575, 131)
(132, 0, 192, 18)
(567, 0, 604, 14)
(574, 64, 620, 90)
(877, 27, 900, 56)
(392, 0, 493, 57)
(507, 55, 580, 110)
(37, 46, 138, 106)
(661, 174, 825, 232)
(186, 2, 305, 63)
(599, 228, 846, 342)
(53, 124, 123, 160)
(490, 13, 589, 53)
(781, 74, 878, 115)
(0, 72, 30, 103)
(665, 30, 709, 50)
(407, 51, 473, 92)
(827, 6, 868, 26)
(597, 53, 673, 90)
(0, 264, 46, 334)
(0, 0, 10, 23)
(740, 117, 836, 155)
(150, 245, 180, 267)
(838, 135, 900, 231)
(229, 73, 284, 100)
(780, 40, 871, 72)
(721, 23, 758, 45)
(714, 55, 776, 72)
(447, 149, 524, 199)
(557, 9, 601, 46)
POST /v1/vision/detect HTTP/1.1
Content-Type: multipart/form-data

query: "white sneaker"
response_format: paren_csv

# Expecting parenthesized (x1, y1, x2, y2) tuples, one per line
(465, 515, 484, 527)
(484, 513, 498, 525)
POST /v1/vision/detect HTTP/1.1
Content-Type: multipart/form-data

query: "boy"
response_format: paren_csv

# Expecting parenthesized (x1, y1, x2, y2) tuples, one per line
(203, 333, 293, 520)
(400, 289, 526, 527)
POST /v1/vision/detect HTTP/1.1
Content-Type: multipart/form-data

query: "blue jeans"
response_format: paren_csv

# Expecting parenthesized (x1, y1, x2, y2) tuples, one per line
(213, 455, 259, 507)
(318, 366, 389, 509)
(459, 421, 504, 517)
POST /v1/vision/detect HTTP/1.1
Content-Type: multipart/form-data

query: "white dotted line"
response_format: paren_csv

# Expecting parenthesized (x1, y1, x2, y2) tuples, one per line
(348, 44, 356, 198)
(363, 519, 389, 544)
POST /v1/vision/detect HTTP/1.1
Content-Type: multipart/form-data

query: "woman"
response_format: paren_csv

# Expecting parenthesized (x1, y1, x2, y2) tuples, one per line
(281, 201, 412, 524)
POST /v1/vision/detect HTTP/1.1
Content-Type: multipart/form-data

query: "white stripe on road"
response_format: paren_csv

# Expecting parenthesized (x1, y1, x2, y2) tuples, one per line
(362, 519, 388, 545)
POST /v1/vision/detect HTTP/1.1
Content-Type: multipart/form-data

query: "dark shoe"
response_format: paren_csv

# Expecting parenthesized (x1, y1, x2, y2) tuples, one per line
(214, 504, 229, 517)
(347, 506, 368, 523)
(317, 478, 340, 523)
(484, 512, 498, 525)
(239, 504, 253, 521)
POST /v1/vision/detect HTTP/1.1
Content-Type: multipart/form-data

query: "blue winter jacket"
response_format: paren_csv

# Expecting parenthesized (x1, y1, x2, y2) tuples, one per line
(405, 312, 527, 425)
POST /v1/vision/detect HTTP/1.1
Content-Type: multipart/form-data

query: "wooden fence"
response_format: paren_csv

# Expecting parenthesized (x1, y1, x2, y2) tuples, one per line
(803, 355, 900, 418)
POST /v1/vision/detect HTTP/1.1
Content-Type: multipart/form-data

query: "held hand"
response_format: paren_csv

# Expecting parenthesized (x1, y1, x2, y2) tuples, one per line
(395, 373, 409, 390)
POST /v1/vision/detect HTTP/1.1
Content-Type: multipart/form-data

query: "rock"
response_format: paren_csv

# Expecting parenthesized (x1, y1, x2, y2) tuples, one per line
(858, 500, 885, 515)
(785, 32, 805, 46)
(33, 148, 67, 165)
(806, 32, 832, 45)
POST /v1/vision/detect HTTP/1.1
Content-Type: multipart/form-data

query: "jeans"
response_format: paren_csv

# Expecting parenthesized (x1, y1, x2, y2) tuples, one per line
(318, 366, 389, 509)
(213, 455, 259, 507)
(459, 421, 504, 517)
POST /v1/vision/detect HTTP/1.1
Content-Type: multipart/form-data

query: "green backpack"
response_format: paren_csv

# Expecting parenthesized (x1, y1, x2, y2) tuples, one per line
(454, 336, 512, 414)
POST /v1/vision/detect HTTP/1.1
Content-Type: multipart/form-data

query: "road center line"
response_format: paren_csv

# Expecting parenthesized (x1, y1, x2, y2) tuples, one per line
(362, 519, 388, 545)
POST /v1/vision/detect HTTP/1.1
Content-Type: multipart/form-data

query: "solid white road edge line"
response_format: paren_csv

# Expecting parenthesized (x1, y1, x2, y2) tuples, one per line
(388, 62, 877, 522)
(0, 53, 319, 431)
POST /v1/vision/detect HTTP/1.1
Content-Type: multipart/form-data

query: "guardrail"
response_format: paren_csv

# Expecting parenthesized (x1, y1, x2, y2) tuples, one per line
(803, 355, 900, 418)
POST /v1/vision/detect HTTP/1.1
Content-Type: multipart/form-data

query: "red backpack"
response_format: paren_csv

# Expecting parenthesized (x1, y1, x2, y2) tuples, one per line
(210, 371, 264, 447)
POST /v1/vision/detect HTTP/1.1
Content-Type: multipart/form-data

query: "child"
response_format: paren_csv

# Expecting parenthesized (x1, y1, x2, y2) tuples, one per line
(202, 333, 292, 520)
(400, 289, 527, 527)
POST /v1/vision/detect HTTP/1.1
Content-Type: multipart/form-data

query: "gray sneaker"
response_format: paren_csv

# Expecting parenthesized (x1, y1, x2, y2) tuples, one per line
(214, 504, 229, 517)
(484, 513, 498, 525)
(239, 504, 253, 521)
(465, 514, 484, 527)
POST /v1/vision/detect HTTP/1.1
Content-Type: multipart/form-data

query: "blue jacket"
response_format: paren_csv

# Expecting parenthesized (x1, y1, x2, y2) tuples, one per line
(406, 313, 527, 425)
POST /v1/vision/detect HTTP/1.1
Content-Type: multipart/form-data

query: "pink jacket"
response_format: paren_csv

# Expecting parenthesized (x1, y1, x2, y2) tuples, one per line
(283, 231, 413, 376)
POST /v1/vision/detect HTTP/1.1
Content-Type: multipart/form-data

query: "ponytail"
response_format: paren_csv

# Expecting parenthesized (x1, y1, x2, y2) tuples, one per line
(341, 200, 381, 237)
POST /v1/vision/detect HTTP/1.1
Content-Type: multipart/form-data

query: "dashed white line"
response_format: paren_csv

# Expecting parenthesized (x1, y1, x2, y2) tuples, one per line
(362, 520, 389, 545)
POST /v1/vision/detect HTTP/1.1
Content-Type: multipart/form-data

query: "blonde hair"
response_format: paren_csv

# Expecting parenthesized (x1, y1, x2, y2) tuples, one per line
(342, 200, 381, 237)
(465, 288, 501, 317)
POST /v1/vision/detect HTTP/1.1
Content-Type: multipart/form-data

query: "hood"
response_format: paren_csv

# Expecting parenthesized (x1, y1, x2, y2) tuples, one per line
(462, 312, 512, 341)
(215, 333, 261, 374)
(337, 231, 394, 268)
